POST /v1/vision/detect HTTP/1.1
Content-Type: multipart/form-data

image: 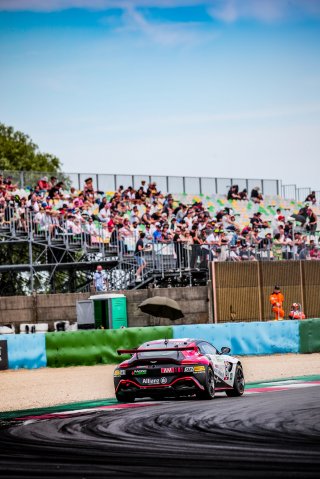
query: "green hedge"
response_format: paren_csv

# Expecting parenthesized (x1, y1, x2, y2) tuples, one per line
(299, 319, 320, 353)
(45, 326, 173, 367)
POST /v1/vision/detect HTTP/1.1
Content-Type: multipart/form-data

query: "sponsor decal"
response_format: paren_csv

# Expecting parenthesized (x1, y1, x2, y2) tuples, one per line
(142, 377, 167, 385)
(214, 367, 224, 379)
(161, 367, 174, 374)
(194, 365, 205, 373)
(184, 366, 194, 373)
(114, 369, 126, 377)
(161, 367, 183, 374)
(224, 361, 233, 374)
(132, 370, 147, 376)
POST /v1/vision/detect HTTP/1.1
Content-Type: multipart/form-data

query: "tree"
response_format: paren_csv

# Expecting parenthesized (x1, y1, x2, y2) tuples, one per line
(0, 123, 62, 172)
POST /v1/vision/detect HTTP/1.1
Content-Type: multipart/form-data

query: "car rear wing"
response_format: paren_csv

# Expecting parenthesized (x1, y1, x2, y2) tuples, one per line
(117, 346, 196, 355)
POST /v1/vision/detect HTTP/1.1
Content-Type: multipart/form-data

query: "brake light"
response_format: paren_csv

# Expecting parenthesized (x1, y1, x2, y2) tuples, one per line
(182, 347, 198, 358)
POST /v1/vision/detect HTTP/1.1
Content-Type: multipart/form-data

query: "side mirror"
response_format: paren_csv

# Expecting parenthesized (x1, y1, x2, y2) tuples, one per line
(220, 346, 231, 355)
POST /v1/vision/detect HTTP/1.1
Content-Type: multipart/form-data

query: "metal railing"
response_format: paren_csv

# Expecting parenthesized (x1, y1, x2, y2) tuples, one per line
(1, 169, 281, 196)
(282, 185, 320, 202)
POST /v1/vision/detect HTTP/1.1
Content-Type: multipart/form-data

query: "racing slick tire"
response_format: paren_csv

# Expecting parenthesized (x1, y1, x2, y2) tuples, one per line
(226, 364, 245, 397)
(116, 391, 135, 403)
(197, 367, 215, 400)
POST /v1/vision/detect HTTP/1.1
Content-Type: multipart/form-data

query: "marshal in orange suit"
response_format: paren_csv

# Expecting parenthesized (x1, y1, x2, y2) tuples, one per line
(269, 285, 285, 320)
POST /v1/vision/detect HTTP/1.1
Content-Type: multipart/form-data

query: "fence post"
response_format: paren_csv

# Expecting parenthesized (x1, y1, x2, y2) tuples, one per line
(257, 261, 262, 321)
(300, 260, 305, 316)
(20, 171, 25, 189)
(210, 261, 218, 324)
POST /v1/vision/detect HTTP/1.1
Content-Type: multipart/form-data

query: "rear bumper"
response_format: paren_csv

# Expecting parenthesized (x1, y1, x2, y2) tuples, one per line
(115, 376, 204, 397)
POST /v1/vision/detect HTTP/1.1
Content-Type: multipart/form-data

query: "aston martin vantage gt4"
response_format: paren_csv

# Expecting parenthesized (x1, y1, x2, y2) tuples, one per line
(114, 338, 245, 402)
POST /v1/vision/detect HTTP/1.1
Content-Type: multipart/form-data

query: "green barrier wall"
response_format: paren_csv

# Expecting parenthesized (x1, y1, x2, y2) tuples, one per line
(45, 326, 173, 367)
(299, 319, 320, 353)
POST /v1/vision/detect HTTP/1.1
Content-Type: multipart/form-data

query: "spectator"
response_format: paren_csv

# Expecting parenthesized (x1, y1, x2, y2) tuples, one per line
(272, 233, 283, 261)
(37, 176, 49, 191)
(305, 208, 317, 234)
(130, 205, 140, 224)
(290, 205, 308, 226)
(239, 244, 255, 261)
(48, 176, 57, 189)
(83, 177, 95, 196)
(250, 212, 264, 229)
(99, 203, 111, 223)
(48, 181, 64, 199)
(228, 245, 241, 262)
(134, 232, 146, 282)
(239, 188, 248, 200)
(274, 208, 285, 226)
(250, 186, 263, 203)
(289, 303, 306, 320)
(98, 196, 108, 211)
(309, 240, 320, 260)
(258, 232, 273, 260)
(3, 176, 18, 191)
(305, 191, 316, 205)
(153, 223, 163, 242)
(141, 204, 152, 226)
(227, 185, 241, 200)
(93, 265, 107, 292)
(83, 217, 98, 245)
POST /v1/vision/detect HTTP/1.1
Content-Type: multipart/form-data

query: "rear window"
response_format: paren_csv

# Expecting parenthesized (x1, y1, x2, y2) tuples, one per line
(137, 342, 187, 359)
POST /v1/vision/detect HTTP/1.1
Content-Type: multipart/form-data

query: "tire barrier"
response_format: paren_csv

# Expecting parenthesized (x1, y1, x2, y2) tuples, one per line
(45, 326, 173, 367)
(0, 333, 47, 370)
(299, 318, 320, 353)
(1, 319, 319, 370)
(172, 321, 300, 355)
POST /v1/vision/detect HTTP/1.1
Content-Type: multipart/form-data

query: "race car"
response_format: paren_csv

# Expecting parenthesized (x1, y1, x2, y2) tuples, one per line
(114, 338, 245, 402)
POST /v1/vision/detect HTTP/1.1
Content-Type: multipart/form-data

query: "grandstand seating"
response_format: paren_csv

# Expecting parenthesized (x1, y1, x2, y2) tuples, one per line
(1, 174, 319, 295)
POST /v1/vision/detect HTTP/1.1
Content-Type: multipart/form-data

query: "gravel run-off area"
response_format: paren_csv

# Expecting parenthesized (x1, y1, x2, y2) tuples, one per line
(1, 353, 320, 412)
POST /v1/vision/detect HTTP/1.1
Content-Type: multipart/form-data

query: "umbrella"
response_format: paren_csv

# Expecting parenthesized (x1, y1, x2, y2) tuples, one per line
(138, 296, 184, 320)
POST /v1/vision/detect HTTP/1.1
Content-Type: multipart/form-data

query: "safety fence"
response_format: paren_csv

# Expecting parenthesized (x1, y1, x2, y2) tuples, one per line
(1, 319, 319, 370)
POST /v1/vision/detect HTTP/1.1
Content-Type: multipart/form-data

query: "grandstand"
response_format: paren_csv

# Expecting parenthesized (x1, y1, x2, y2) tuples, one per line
(0, 171, 319, 295)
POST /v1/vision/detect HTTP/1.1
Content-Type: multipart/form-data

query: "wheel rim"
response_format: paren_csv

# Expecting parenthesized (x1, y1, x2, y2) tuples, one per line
(236, 367, 245, 392)
(208, 370, 215, 396)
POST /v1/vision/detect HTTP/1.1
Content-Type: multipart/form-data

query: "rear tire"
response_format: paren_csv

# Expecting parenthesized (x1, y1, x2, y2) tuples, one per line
(226, 364, 245, 397)
(116, 391, 135, 403)
(197, 367, 215, 400)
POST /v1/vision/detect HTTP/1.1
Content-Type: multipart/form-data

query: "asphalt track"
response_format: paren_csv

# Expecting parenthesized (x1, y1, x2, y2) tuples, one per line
(0, 386, 319, 478)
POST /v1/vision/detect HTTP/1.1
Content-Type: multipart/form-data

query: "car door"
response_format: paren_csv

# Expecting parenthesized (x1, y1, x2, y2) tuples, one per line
(198, 342, 233, 386)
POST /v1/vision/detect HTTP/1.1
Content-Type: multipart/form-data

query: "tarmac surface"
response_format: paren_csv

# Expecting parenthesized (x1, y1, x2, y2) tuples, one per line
(0, 386, 319, 478)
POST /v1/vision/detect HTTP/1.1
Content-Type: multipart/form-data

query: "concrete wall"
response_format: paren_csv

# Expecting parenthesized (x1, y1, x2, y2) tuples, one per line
(124, 287, 209, 327)
(0, 287, 209, 331)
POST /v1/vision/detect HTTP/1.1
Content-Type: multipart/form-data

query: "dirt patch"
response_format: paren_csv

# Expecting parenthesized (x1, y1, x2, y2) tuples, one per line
(1, 353, 320, 412)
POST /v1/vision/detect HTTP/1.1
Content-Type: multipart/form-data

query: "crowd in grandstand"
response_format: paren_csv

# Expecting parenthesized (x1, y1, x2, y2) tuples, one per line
(0, 172, 319, 263)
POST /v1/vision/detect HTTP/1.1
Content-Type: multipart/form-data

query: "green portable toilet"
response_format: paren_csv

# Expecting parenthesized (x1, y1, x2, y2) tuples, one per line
(90, 294, 127, 330)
